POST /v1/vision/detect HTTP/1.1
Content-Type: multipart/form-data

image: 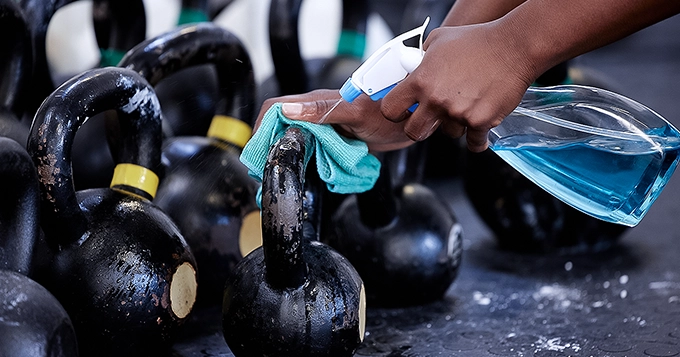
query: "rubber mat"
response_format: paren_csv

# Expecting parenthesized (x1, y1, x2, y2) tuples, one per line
(171, 177, 680, 357)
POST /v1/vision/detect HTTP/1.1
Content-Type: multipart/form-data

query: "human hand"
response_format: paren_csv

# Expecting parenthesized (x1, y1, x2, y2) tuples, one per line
(255, 89, 415, 152)
(381, 21, 536, 152)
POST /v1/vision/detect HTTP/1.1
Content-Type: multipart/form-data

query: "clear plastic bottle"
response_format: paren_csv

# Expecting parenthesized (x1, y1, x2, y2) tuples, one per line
(489, 85, 680, 226)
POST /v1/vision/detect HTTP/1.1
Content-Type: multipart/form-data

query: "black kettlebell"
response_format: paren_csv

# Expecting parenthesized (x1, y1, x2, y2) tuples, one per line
(0, 137, 79, 357)
(69, 0, 147, 191)
(27, 67, 198, 357)
(19, 0, 143, 113)
(16, 0, 147, 190)
(464, 145, 628, 254)
(92, 0, 147, 68)
(326, 149, 463, 307)
(16, 0, 59, 114)
(261, 0, 369, 104)
(119, 23, 260, 307)
(266, 0, 374, 240)
(464, 64, 628, 254)
(149, 0, 222, 139)
(0, 0, 32, 145)
(222, 127, 366, 357)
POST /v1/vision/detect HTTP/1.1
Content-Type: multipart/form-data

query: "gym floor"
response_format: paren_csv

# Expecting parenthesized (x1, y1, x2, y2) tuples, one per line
(173, 5, 680, 357)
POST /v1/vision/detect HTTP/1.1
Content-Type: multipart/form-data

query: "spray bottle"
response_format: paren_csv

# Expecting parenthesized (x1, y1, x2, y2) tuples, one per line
(338, 18, 680, 227)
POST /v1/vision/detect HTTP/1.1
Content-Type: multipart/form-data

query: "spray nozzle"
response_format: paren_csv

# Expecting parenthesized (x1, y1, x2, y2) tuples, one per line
(339, 17, 430, 103)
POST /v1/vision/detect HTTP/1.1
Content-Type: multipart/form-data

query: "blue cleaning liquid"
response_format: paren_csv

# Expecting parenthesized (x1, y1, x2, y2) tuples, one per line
(491, 134, 680, 226)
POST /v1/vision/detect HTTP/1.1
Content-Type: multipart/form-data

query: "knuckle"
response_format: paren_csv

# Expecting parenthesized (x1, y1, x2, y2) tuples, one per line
(312, 100, 330, 115)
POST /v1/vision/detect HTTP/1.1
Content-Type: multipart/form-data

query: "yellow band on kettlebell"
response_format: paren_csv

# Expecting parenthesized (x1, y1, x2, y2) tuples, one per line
(110, 163, 159, 199)
(206, 115, 252, 148)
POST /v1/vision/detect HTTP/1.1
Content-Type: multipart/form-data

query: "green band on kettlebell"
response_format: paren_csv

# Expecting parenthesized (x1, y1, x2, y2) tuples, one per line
(178, 8, 209, 25)
(99, 48, 127, 67)
(110, 163, 159, 199)
(207, 115, 252, 149)
(337, 30, 366, 59)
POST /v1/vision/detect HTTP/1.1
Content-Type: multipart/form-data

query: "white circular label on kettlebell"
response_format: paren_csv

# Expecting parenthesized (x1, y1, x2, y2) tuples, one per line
(359, 283, 366, 342)
(447, 223, 463, 260)
(170, 262, 197, 319)
(238, 211, 263, 257)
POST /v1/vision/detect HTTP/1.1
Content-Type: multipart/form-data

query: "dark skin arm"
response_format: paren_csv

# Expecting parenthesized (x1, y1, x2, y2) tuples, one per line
(257, 0, 680, 152)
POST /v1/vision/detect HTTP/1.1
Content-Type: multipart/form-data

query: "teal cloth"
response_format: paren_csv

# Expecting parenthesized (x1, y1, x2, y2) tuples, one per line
(240, 103, 381, 205)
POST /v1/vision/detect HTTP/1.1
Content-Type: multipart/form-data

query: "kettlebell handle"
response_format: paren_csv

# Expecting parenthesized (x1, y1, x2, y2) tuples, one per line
(119, 23, 256, 127)
(0, 0, 33, 117)
(92, 0, 147, 66)
(27, 67, 163, 246)
(0, 138, 40, 276)
(268, 0, 369, 95)
(261, 127, 312, 290)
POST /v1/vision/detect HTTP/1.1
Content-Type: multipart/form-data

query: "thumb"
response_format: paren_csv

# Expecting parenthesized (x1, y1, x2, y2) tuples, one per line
(281, 100, 342, 123)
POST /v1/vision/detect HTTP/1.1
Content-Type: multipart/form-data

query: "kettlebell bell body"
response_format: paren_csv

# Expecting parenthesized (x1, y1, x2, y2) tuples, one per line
(27, 67, 198, 356)
(0, 270, 79, 357)
(327, 151, 463, 307)
(120, 23, 260, 306)
(157, 132, 260, 306)
(222, 128, 366, 357)
(465, 149, 627, 253)
(0, 137, 79, 357)
(464, 61, 627, 254)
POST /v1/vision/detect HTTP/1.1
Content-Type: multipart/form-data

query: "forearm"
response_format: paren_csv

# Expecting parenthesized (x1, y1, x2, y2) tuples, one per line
(442, 0, 527, 26)
(498, 0, 680, 78)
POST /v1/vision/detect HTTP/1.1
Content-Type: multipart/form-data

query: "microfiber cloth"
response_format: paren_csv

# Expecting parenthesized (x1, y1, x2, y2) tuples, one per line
(240, 103, 381, 205)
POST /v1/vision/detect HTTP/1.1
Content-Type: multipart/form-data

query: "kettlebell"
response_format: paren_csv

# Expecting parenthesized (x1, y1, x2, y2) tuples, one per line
(17, 0, 59, 114)
(92, 0, 147, 67)
(119, 23, 259, 307)
(262, 0, 370, 103)
(0, 137, 79, 357)
(464, 145, 628, 254)
(222, 127, 366, 357)
(326, 149, 463, 307)
(27, 67, 198, 357)
(69, 0, 147, 191)
(266, 0, 376, 239)
(151, 0, 222, 138)
(17, 0, 147, 189)
(0, 0, 32, 145)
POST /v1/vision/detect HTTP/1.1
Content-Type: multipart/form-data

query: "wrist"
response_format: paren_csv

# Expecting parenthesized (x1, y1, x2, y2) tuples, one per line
(483, 17, 543, 87)
(491, 6, 571, 85)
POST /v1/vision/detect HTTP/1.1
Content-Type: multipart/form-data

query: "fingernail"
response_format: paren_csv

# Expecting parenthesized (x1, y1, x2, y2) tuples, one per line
(282, 102, 303, 117)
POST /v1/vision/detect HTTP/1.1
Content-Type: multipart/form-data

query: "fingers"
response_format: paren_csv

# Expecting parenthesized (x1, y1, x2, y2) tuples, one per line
(281, 99, 343, 123)
(439, 120, 466, 139)
(254, 90, 341, 132)
(403, 116, 442, 142)
(380, 76, 420, 123)
(465, 127, 490, 152)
